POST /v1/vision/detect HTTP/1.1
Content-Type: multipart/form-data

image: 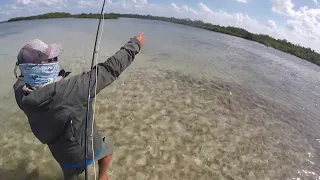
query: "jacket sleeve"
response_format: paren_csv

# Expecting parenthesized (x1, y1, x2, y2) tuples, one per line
(74, 37, 141, 98)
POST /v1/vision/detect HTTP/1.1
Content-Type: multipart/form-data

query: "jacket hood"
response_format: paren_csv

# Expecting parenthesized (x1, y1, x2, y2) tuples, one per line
(21, 83, 57, 108)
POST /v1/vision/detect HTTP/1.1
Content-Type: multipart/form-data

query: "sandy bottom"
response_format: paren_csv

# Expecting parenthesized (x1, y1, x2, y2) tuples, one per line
(1, 61, 319, 180)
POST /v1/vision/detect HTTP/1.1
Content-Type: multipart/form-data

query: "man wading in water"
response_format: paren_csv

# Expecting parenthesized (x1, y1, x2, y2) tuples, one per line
(13, 33, 145, 180)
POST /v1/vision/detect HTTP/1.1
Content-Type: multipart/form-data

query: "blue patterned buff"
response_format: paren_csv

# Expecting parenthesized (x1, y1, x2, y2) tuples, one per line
(19, 63, 60, 87)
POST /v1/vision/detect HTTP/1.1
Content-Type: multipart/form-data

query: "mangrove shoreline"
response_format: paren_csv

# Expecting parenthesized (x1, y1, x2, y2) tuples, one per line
(5, 12, 320, 66)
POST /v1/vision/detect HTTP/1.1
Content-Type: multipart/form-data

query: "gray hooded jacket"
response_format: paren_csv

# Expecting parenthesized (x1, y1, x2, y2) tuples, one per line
(13, 38, 141, 165)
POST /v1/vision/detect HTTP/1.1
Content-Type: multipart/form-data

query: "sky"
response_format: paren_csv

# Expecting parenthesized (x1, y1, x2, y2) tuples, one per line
(1, 0, 320, 52)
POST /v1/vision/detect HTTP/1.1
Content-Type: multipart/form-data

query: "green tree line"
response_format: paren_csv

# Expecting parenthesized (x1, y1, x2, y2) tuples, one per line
(7, 12, 120, 22)
(8, 12, 73, 21)
(6, 12, 320, 66)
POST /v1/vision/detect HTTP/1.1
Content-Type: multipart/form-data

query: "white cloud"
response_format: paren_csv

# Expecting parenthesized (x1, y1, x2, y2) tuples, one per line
(267, 20, 277, 29)
(170, 3, 180, 11)
(170, 3, 196, 14)
(132, 0, 147, 5)
(271, 0, 295, 16)
(77, 0, 96, 8)
(76, 0, 112, 8)
(198, 3, 213, 13)
(271, 0, 320, 42)
(235, 0, 248, 3)
(183, 5, 197, 14)
(16, 0, 67, 7)
(100, 0, 167, 16)
(0, 0, 68, 18)
(105, 0, 151, 9)
(17, 0, 31, 5)
(0, 3, 30, 15)
(268, 0, 320, 51)
(0, 4, 22, 15)
(314, 0, 318, 5)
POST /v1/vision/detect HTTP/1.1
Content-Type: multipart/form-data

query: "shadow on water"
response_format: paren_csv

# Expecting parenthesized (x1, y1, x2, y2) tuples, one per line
(0, 158, 61, 180)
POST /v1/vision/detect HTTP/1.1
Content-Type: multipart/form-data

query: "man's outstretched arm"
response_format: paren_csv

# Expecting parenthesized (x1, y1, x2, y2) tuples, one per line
(74, 33, 145, 97)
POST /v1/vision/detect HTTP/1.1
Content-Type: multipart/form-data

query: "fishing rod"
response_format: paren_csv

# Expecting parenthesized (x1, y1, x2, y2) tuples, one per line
(84, 0, 107, 179)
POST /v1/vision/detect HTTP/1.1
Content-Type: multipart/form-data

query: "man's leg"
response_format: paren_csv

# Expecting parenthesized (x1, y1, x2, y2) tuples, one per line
(96, 136, 114, 180)
(62, 167, 85, 180)
(98, 154, 113, 180)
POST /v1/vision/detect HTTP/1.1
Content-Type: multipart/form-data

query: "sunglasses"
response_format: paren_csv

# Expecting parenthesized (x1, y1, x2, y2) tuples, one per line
(41, 57, 58, 64)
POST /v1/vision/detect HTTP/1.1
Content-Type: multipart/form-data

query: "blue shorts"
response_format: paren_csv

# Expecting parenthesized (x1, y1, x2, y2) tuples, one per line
(50, 135, 114, 180)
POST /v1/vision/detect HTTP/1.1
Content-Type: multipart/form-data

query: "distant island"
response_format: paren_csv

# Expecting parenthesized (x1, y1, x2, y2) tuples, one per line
(7, 12, 320, 66)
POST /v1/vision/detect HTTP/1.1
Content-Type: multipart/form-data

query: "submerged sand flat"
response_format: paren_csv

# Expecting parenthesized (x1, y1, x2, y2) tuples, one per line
(0, 18, 320, 180)
(1, 64, 319, 179)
